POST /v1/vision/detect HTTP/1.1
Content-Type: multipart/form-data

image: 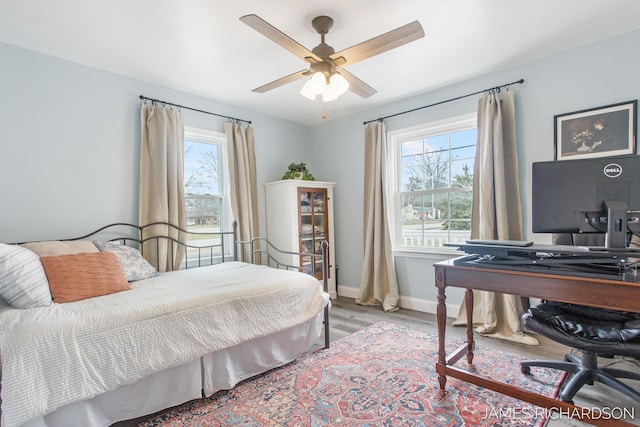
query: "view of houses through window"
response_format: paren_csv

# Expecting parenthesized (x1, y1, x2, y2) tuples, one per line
(183, 127, 229, 260)
(390, 114, 476, 251)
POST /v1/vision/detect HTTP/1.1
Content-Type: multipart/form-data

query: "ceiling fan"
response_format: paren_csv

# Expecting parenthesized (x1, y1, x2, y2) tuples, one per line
(239, 14, 425, 101)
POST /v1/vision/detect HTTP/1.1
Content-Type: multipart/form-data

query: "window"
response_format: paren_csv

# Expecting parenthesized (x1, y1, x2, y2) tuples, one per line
(389, 114, 476, 252)
(183, 126, 231, 257)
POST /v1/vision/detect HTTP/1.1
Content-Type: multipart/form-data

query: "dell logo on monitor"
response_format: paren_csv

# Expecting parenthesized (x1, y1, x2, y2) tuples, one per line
(603, 163, 622, 178)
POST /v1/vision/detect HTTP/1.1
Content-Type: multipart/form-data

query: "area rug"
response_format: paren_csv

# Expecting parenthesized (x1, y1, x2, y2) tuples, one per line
(140, 321, 563, 426)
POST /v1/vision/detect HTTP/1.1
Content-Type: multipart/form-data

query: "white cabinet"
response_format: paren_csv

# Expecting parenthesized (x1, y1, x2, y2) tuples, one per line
(265, 180, 336, 298)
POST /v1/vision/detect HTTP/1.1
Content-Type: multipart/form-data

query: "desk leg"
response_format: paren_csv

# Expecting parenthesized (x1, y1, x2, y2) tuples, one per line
(465, 289, 475, 364)
(435, 272, 447, 390)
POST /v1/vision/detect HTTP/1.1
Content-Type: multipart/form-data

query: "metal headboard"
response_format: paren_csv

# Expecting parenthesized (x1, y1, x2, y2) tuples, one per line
(60, 221, 238, 270)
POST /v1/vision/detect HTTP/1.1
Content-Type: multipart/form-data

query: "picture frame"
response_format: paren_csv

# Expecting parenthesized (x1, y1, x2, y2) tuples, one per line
(554, 100, 637, 160)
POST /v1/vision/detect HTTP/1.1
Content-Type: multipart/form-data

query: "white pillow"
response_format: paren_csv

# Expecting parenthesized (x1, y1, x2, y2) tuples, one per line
(21, 240, 99, 257)
(0, 243, 52, 308)
(94, 241, 158, 281)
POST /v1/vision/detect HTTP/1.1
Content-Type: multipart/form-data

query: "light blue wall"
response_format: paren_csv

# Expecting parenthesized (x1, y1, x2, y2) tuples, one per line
(0, 42, 311, 242)
(3, 29, 640, 311)
(311, 29, 640, 309)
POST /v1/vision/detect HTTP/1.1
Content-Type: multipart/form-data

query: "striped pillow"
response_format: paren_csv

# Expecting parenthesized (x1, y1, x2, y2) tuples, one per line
(0, 243, 52, 308)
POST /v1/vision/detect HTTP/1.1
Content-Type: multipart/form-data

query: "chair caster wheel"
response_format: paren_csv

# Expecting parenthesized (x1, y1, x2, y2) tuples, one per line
(521, 365, 531, 375)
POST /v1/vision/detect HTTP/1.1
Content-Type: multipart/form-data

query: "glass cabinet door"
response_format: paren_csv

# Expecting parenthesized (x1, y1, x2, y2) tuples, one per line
(298, 187, 329, 280)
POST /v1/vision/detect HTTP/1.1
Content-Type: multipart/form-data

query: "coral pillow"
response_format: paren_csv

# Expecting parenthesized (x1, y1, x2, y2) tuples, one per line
(40, 252, 131, 303)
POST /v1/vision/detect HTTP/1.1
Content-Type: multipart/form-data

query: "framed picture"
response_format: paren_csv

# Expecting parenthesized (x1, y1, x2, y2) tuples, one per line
(554, 100, 637, 160)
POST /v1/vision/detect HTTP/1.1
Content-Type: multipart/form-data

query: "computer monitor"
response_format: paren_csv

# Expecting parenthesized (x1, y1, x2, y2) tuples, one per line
(532, 155, 640, 249)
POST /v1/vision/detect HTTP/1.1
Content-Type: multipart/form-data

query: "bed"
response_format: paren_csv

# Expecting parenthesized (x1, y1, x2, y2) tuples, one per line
(0, 222, 331, 427)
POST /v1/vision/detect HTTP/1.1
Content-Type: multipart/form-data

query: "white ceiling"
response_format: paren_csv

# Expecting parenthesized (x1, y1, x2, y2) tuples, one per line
(2, 0, 640, 126)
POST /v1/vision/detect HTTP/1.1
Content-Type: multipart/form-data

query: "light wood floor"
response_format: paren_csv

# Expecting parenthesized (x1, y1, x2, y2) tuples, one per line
(327, 296, 571, 358)
(118, 297, 640, 426)
(329, 297, 568, 358)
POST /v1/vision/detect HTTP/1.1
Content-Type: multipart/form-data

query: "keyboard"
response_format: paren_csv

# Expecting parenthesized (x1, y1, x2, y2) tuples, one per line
(466, 239, 534, 247)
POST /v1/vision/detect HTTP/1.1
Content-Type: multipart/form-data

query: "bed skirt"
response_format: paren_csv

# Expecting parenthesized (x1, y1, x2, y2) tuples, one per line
(22, 313, 324, 427)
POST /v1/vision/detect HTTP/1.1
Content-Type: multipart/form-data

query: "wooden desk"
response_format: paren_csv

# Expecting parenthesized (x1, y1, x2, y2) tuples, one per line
(434, 258, 640, 427)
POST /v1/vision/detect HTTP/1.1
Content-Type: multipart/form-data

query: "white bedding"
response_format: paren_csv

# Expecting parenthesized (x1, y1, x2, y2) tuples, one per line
(0, 261, 329, 427)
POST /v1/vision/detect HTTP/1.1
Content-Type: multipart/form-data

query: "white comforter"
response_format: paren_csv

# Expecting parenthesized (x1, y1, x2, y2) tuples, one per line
(0, 262, 329, 427)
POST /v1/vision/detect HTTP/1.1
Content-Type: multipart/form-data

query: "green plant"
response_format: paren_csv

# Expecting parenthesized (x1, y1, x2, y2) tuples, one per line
(282, 162, 315, 180)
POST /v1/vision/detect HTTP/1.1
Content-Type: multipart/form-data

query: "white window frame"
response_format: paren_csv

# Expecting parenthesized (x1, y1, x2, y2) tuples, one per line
(388, 113, 477, 256)
(183, 126, 232, 236)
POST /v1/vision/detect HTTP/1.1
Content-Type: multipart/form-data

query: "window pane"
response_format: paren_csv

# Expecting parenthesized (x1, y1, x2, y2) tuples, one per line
(450, 129, 476, 150)
(428, 160, 450, 189)
(400, 192, 471, 248)
(184, 140, 220, 196)
(401, 146, 452, 190)
(402, 164, 424, 191)
(447, 190, 472, 234)
(401, 139, 423, 157)
(185, 195, 221, 229)
(424, 134, 450, 154)
(185, 195, 223, 260)
(450, 160, 473, 186)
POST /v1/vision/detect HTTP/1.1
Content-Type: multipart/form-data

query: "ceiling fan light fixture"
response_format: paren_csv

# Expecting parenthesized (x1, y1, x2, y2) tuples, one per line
(301, 71, 348, 102)
(308, 72, 326, 94)
(300, 80, 317, 100)
(321, 85, 338, 102)
(329, 72, 349, 96)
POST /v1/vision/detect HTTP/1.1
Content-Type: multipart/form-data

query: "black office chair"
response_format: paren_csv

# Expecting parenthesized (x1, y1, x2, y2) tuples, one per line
(520, 233, 640, 403)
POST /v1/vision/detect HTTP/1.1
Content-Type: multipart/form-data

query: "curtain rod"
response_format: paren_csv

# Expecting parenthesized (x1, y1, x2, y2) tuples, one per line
(139, 95, 252, 125)
(363, 78, 525, 125)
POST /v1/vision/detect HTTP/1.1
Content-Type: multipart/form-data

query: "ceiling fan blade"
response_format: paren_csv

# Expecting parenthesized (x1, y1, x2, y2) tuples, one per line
(338, 69, 377, 98)
(251, 69, 309, 93)
(240, 14, 321, 62)
(331, 20, 424, 66)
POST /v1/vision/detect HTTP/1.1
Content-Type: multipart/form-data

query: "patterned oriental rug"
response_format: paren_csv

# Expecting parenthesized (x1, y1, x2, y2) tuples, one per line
(140, 321, 563, 426)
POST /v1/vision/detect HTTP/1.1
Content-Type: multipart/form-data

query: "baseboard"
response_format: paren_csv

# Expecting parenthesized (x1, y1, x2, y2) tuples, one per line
(337, 285, 460, 319)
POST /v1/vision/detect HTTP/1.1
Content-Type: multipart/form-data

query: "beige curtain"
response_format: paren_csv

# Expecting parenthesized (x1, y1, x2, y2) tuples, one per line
(356, 121, 400, 312)
(454, 90, 538, 345)
(139, 103, 186, 272)
(225, 122, 259, 262)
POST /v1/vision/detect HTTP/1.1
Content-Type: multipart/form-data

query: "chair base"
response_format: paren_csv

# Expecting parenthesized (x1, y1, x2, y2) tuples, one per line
(521, 352, 640, 404)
